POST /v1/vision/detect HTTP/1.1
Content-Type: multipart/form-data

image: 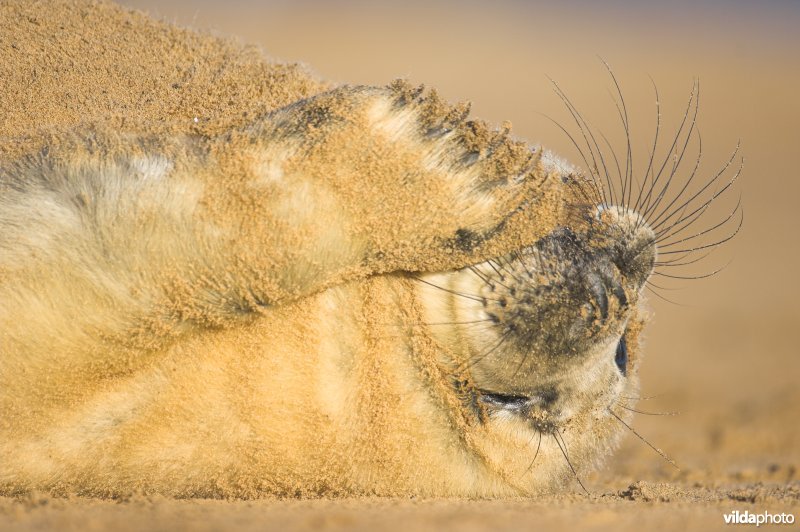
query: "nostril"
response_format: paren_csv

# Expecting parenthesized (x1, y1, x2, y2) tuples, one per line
(625, 242, 656, 290)
(612, 236, 656, 292)
(612, 283, 628, 308)
(594, 205, 656, 291)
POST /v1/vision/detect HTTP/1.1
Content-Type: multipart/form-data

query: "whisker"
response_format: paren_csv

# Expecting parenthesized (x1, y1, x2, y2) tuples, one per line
(657, 210, 743, 256)
(638, 81, 698, 216)
(548, 77, 617, 207)
(380, 318, 495, 328)
(512, 249, 535, 278)
(485, 260, 514, 290)
(608, 409, 680, 470)
(654, 248, 718, 268)
(645, 279, 686, 291)
(657, 195, 742, 248)
(654, 203, 710, 243)
(411, 276, 497, 304)
(567, 175, 605, 209)
(599, 58, 635, 215)
(620, 390, 677, 401)
(633, 75, 662, 217)
(370, 323, 494, 341)
(648, 128, 704, 231)
(651, 148, 742, 235)
(455, 330, 511, 374)
(485, 260, 505, 280)
(652, 259, 732, 280)
(495, 255, 525, 284)
(641, 80, 700, 222)
(539, 113, 608, 207)
(644, 284, 689, 306)
(469, 265, 502, 290)
(604, 87, 629, 208)
(523, 430, 543, 476)
(598, 127, 626, 208)
(553, 429, 588, 493)
(616, 403, 681, 416)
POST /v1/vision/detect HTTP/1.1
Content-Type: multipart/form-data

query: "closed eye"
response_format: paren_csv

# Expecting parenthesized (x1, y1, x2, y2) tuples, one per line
(479, 390, 530, 410)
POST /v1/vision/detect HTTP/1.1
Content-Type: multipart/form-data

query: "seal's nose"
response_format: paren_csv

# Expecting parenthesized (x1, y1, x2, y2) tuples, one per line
(593, 205, 656, 292)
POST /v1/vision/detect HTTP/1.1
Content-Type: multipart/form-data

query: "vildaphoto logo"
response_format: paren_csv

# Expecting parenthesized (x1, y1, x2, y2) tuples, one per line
(723, 510, 795, 526)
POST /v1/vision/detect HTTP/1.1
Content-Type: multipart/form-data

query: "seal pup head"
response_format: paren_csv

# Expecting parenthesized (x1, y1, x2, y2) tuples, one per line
(420, 198, 655, 492)
(465, 204, 655, 404)
(418, 79, 742, 493)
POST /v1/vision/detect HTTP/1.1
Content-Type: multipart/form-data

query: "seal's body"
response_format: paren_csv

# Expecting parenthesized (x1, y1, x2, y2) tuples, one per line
(0, 1, 674, 498)
(0, 90, 650, 496)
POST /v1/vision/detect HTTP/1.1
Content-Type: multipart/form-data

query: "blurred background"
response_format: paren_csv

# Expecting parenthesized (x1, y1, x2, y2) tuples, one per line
(119, 0, 799, 491)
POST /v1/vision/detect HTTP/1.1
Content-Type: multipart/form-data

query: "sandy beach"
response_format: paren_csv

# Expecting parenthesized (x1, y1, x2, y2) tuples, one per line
(1, 0, 798, 529)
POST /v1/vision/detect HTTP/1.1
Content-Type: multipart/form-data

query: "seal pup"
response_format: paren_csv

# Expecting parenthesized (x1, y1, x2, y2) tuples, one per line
(0, 3, 741, 498)
(0, 80, 740, 498)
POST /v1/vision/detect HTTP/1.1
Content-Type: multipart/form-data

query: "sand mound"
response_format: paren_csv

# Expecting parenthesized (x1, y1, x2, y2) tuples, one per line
(0, 0, 328, 156)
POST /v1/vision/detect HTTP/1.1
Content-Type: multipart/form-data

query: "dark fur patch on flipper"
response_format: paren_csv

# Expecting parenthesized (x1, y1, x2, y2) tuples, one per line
(387, 80, 536, 186)
(453, 228, 483, 252)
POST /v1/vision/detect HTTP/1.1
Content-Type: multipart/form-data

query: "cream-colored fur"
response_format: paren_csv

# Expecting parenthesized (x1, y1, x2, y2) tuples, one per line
(0, 0, 653, 498)
(0, 86, 584, 497)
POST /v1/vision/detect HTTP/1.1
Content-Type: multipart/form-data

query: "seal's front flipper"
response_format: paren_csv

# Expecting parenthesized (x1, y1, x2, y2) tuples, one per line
(211, 82, 567, 302)
(0, 83, 568, 360)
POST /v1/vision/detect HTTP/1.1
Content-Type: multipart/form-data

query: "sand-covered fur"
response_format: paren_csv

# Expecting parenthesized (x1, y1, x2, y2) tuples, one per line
(0, 0, 653, 498)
